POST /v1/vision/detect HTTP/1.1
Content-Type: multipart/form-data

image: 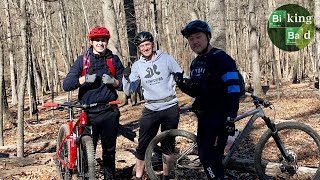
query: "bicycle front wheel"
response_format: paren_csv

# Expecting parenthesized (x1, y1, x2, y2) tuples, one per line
(79, 135, 95, 180)
(145, 129, 205, 180)
(255, 121, 320, 180)
(56, 124, 72, 180)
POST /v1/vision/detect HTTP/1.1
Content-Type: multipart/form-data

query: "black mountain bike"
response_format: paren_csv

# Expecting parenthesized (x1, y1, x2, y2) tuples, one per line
(145, 92, 320, 180)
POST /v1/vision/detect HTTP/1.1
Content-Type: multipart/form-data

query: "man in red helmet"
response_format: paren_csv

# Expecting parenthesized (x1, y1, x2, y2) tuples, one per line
(63, 26, 124, 180)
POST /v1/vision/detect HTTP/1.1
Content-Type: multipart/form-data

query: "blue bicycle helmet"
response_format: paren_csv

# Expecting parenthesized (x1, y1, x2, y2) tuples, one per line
(181, 20, 212, 38)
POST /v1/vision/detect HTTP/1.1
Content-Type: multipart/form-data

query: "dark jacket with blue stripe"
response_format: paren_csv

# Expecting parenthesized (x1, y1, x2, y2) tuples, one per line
(63, 48, 124, 105)
(180, 48, 240, 118)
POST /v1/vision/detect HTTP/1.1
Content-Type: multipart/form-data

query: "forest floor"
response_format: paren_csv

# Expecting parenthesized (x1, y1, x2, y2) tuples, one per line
(0, 82, 320, 180)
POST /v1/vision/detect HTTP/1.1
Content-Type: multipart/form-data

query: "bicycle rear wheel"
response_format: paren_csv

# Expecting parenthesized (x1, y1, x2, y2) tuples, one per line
(56, 124, 72, 180)
(255, 121, 320, 180)
(79, 135, 95, 180)
(145, 129, 205, 180)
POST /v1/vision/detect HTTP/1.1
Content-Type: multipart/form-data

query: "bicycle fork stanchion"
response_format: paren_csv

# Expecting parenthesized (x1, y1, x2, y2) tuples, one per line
(76, 126, 83, 177)
(76, 111, 90, 178)
(69, 121, 77, 170)
(262, 116, 293, 162)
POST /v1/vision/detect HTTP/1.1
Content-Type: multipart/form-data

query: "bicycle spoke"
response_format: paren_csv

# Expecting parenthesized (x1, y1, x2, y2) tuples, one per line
(146, 130, 206, 180)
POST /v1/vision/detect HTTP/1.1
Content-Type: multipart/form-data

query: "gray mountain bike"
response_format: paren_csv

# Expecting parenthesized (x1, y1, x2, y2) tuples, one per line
(145, 92, 320, 180)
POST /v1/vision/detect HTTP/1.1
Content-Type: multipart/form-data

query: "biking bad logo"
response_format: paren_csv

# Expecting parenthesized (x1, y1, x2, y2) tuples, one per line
(268, 4, 314, 52)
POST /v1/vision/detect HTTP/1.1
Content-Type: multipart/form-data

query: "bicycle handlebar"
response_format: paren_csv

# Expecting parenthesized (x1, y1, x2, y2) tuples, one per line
(42, 103, 58, 107)
(42, 100, 122, 110)
(245, 92, 271, 108)
(178, 92, 272, 114)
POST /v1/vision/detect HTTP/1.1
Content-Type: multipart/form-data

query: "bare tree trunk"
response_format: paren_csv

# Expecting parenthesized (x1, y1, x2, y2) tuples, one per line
(272, 46, 280, 99)
(283, 52, 289, 81)
(124, 0, 138, 63)
(58, 2, 69, 100)
(49, 38, 55, 101)
(163, 0, 173, 55)
(1, 77, 14, 125)
(276, 51, 282, 83)
(59, 0, 72, 70)
(4, 0, 18, 105)
(102, 0, 122, 57)
(0, 37, 4, 146)
(249, 0, 263, 96)
(17, 0, 29, 158)
(33, 36, 43, 106)
(155, 0, 165, 51)
(38, 19, 45, 103)
(26, 9, 38, 119)
(80, 0, 89, 32)
(292, 52, 300, 83)
(52, 47, 61, 94)
(149, 0, 158, 49)
(208, 0, 226, 50)
(315, 0, 320, 91)
(189, 0, 199, 20)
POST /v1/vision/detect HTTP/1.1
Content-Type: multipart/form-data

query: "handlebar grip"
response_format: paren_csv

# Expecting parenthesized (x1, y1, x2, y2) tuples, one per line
(42, 103, 58, 107)
(108, 100, 122, 105)
(245, 92, 252, 96)
(246, 92, 272, 107)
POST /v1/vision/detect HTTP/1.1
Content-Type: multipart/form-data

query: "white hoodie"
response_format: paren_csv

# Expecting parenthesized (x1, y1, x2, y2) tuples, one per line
(122, 50, 183, 111)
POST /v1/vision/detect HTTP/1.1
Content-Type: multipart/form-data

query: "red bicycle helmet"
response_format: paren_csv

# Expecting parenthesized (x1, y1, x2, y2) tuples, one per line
(88, 26, 111, 39)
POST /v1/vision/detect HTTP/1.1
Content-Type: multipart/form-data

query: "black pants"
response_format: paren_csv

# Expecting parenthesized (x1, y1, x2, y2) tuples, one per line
(135, 104, 179, 160)
(88, 107, 120, 180)
(196, 110, 228, 180)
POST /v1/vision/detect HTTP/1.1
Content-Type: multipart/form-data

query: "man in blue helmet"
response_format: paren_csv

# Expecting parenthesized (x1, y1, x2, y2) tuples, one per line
(174, 20, 241, 179)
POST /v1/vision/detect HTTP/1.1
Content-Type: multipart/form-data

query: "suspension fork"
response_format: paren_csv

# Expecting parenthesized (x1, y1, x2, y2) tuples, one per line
(262, 116, 293, 162)
(68, 121, 77, 169)
(75, 111, 89, 177)
(76, 126, 83, 176)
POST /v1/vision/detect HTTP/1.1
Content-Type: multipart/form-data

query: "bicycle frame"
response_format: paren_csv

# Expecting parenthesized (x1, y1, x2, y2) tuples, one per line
(222, 105, 292, 166)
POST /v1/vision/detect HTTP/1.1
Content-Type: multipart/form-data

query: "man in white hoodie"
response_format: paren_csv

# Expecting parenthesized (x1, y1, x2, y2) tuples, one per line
(122, 32, 183, 180)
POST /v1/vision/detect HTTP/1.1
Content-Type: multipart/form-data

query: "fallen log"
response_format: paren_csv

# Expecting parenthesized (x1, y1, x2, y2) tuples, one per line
(0, 140, 56, 152)
(226, 158, 318, 179)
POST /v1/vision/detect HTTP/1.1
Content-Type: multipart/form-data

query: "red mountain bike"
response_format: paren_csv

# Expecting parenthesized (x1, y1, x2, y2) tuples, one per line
(43, 100, 121, 180)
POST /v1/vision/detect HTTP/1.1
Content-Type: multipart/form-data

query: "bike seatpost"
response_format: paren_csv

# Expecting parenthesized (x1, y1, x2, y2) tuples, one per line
(69, 107, 74, 121)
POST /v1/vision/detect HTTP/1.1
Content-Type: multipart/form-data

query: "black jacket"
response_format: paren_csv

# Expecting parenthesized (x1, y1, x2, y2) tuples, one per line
(63, 47, 124, 105)
(180, 48, 240, 118)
